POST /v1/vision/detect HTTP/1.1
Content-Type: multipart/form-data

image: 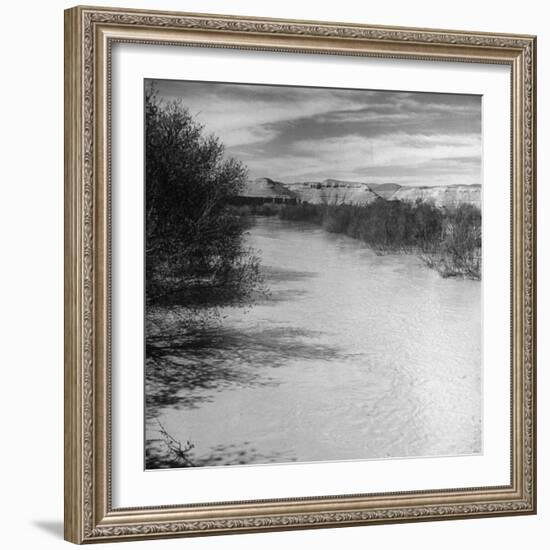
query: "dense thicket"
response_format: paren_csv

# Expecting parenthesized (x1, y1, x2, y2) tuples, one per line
(278, 199, 481, 279)
(145, 88, 263, 306)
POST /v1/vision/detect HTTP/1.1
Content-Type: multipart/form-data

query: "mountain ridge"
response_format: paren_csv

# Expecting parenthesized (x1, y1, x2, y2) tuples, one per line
(241, 177, 481, 209)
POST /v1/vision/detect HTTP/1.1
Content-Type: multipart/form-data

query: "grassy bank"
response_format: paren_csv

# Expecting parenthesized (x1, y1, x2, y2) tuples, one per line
(277, 200, 481, 279)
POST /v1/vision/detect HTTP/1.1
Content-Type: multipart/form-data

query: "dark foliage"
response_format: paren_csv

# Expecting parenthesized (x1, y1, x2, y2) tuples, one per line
(226, 203, 282, 217)
(278, 202, 324, 224)
(279, 199, 481, 279)
(145, 87, 264, 306)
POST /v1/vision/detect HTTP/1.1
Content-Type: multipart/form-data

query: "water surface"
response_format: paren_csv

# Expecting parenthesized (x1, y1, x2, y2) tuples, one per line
(146, 217, 481, 467)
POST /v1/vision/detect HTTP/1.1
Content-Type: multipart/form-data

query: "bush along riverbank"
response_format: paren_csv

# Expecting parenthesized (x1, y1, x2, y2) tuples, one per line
(145, 87, 266, 311)
(275, 199, 481, 279)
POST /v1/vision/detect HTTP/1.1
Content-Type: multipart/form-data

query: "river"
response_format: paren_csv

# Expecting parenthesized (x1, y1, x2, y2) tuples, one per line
(146, 216, 481, 468)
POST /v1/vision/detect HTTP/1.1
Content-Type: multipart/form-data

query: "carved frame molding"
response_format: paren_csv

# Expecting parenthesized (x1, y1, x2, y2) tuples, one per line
(64, 6, 536, 544)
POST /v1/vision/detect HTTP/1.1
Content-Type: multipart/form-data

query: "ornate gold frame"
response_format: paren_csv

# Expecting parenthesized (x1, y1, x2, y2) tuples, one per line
(64, 5, 537, 544)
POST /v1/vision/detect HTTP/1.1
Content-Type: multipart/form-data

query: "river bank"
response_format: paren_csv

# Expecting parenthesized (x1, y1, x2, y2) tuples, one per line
(231, 200, 482, 279)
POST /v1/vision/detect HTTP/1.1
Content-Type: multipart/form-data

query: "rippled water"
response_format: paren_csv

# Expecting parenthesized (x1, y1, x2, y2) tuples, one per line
(146, 217, 481, 467)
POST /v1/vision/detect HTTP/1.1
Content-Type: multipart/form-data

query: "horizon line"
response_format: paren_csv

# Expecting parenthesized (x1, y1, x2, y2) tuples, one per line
(249, 177, 481, 187)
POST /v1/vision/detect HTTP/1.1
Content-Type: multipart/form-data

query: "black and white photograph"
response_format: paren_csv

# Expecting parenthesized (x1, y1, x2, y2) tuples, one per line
(144, 78, 482, 470)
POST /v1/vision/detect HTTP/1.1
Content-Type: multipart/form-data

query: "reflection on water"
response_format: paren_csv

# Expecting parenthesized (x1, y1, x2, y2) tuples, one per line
(146, 217, 481, 468)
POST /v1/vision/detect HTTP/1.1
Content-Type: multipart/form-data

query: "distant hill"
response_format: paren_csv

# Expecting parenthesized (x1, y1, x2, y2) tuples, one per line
(241, 177, 297, 199)
(240, 178, 481, 209)
(389, 184, 481, 209)
(285, 179, 380, 205)
(366, 183, 402, 199)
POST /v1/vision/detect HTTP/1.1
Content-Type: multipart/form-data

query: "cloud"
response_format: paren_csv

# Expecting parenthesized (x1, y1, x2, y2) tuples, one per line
(152, 80, 369, 147)
(149, 79, 482, 186)
(293, 131, 480, 163)
(248, 133, 481, 185)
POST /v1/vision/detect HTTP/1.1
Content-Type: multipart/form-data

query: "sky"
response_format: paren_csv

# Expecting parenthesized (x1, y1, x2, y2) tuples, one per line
(148, 79, 482, 187)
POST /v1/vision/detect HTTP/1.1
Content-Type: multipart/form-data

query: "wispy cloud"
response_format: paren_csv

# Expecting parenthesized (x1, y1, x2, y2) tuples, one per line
(149, 79, 482, 187)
